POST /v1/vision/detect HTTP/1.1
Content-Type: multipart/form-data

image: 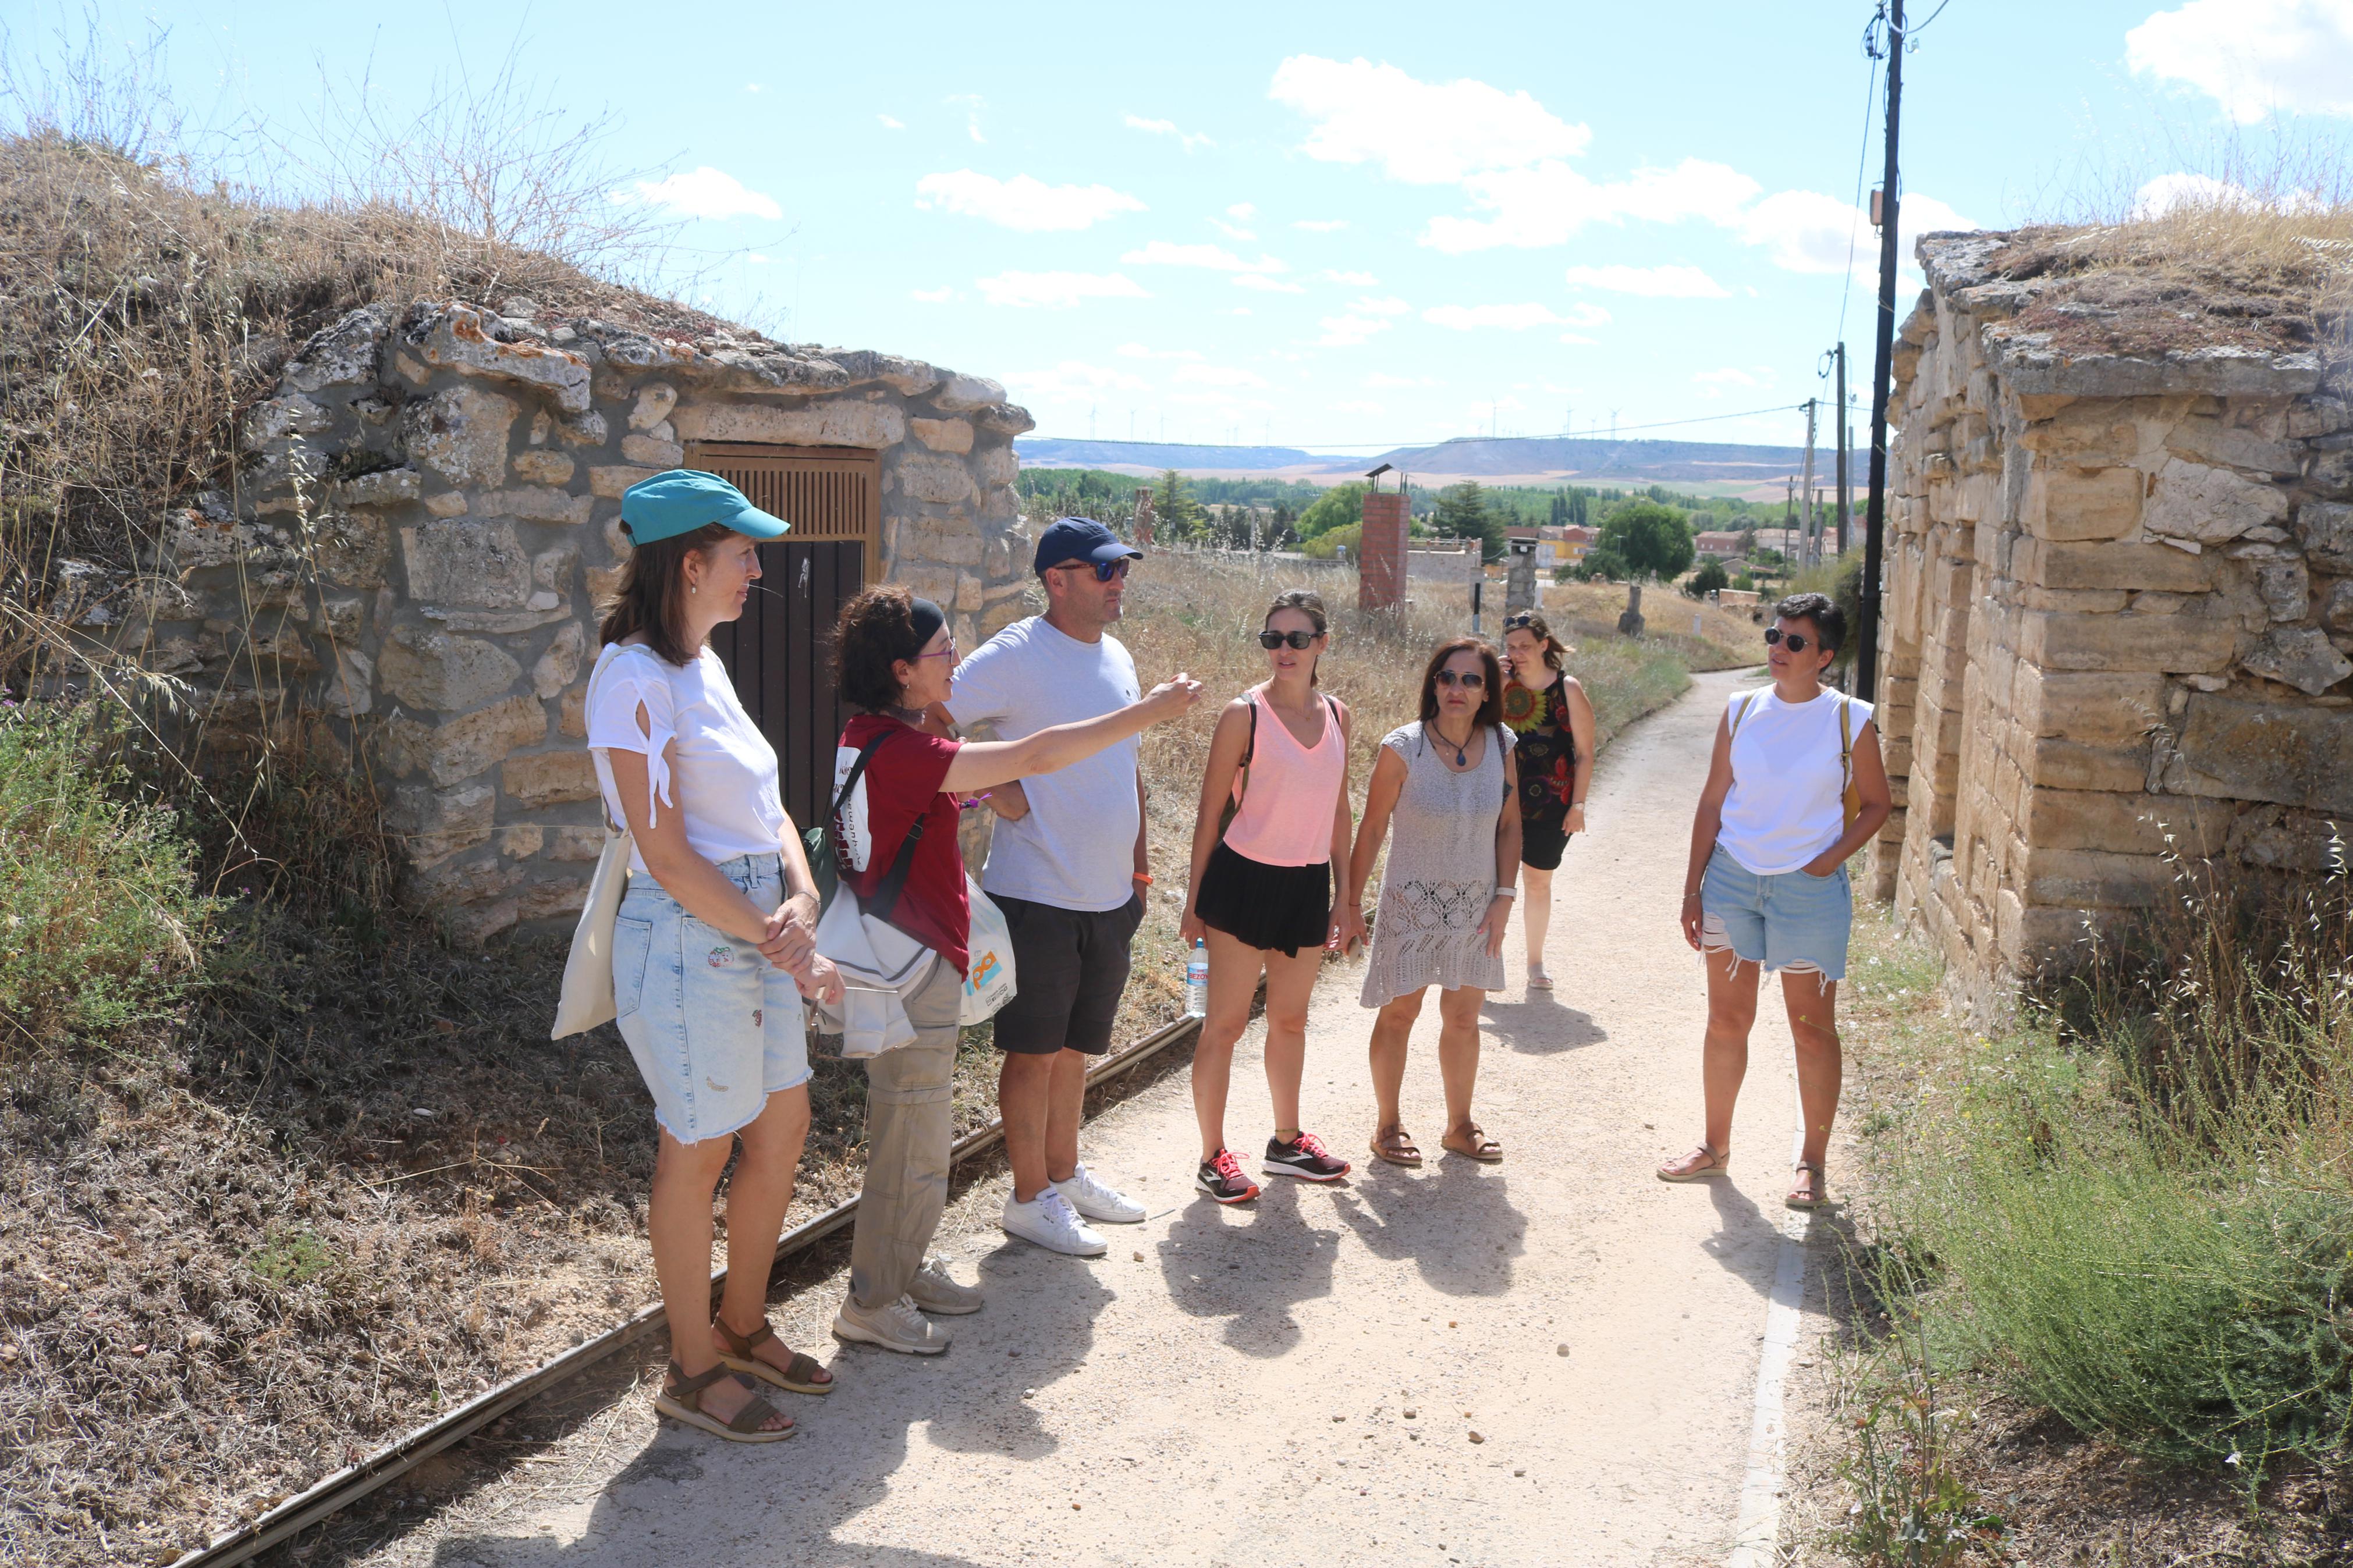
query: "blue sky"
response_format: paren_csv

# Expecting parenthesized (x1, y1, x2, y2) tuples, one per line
(34, 0, 2353, 451)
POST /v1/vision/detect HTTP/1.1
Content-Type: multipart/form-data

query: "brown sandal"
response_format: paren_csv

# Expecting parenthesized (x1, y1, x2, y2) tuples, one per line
(654, 1361, 796, 1443)
(1370, 1125, 1423, 1167)
(1658, 1143, 1731, 1183)
(1786, 1161, 1831, 1211)
(715, 1314, 834, 1395)
(1442, 1123, 1504, 1163)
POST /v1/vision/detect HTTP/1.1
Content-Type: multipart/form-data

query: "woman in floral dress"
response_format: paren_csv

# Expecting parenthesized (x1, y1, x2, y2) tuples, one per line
(1499, 612, 1595, 992)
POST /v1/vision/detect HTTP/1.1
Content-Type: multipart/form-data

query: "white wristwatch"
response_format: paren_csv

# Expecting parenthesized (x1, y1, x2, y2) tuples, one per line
(1493, 886, 1518, 899)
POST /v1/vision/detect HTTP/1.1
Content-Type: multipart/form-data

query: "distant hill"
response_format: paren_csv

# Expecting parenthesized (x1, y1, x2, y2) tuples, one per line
(1016, 438, 1328, 472)
(1355, 435, 1808, 482)
(1014, 433, 1812, 487)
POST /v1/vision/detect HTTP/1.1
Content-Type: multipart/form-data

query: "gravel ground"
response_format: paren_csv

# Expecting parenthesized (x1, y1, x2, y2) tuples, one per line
(297, 667, 1846, 1568)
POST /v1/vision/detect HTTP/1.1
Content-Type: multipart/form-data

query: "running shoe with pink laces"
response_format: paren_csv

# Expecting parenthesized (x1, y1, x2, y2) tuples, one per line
(1195, 1147, 1261, 1204)
(1262, 1130, 1351, 1182)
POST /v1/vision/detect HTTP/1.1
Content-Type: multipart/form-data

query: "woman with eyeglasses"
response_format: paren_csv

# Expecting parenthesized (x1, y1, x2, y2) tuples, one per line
(1180, 590, 1365, 1203)
(822, 584, 1200, 1354)
(1347, 637, 1522, 1166)
(1658, 591, 1890, 1210)
(1498, 611, 1596, 992)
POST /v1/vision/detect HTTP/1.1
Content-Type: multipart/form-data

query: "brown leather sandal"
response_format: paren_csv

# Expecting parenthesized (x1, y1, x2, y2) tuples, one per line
(1370, 1125, 1423, 1167)
(1786, 1161, 1831, 1211)
(1442, 1123, 1504, 1162)
(654, 1361, 796, 1442)
(1658, 1143, 1731, 1183)
(715, 1314, 834, 1395)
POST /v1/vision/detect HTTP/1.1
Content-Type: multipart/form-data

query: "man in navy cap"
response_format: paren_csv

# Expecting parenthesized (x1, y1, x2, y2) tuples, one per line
(940, 518, 1154, 1256)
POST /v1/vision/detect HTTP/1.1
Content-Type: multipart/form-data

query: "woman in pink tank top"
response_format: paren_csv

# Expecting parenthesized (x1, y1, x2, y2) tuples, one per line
(1179, 591, 1364, 1203)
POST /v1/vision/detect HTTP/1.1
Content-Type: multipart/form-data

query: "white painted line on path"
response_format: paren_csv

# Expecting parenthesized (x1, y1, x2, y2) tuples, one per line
(1726, 1077, 1817, 1567)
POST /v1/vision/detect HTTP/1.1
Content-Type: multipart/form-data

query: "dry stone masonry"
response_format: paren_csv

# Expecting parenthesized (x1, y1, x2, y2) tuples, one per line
(126, 300, 1031, 940)
(1871, 232, 2352, 1008)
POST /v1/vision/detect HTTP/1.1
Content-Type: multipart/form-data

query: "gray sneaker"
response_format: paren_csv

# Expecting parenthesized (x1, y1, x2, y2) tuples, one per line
(832, 1293, 950, 1355)
(907, 1256, 984, 1316)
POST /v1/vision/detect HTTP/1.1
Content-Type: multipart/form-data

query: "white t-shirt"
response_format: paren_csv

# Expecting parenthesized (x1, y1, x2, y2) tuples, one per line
(585, 641, 787, 876)
(946, 616, 1141, 912)
(1716, 686, 1873, 876)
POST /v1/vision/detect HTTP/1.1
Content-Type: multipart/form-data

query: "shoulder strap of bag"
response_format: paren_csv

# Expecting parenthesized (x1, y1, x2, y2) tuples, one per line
(1222, 696, 1261, 819)
(1838, 694, 1860, 829)
(1729, 691, 1759, 739)
(583, 652, 630, 838)
(844, 725, 928, 923)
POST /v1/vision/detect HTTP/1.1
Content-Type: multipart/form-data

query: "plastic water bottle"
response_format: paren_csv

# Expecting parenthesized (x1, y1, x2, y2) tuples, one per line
(1184, 939, 1209, 1018)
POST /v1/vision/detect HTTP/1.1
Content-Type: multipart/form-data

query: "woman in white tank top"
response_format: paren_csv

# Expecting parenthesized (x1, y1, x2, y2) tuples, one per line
(1657, 592, 1891, 1211)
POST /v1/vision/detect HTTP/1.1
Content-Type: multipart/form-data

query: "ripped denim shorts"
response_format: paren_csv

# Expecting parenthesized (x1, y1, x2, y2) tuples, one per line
(1698, 842, 1854, 984)
(612, 852, 811, 1144)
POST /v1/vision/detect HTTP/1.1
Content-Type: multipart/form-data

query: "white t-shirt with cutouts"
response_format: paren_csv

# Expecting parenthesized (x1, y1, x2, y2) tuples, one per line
(585, 641, 787, 876)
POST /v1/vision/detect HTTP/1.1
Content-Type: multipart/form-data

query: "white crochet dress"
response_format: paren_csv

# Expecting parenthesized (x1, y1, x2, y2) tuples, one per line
(1359, 721, 1514, 1008)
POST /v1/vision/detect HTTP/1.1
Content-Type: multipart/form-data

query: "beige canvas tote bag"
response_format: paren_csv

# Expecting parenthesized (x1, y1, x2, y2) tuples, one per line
(551, 660, 634, 1039)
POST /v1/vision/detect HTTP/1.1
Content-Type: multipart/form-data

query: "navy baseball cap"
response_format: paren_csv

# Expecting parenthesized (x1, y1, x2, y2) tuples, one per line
(620, 470, 790, 546)
(1032, 516, 1143, 575)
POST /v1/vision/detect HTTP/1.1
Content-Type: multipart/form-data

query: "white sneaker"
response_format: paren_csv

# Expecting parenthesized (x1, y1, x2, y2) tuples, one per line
(832, 1293, 950, 1354)
(1053, 1162, 1145, 1224)
(1000, 1188, 1108, 1256)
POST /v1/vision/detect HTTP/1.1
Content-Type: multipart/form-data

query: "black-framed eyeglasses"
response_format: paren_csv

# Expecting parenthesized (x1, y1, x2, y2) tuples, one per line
(1433, 669, 1486, 689)
(1763, 627, 1827, 655)
(1050, 557, 1133, 582)
(1257, 629, 1318, 650)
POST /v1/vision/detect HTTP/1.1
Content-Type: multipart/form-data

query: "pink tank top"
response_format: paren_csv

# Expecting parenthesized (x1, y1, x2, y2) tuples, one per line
(1222, 689, 1346, 867)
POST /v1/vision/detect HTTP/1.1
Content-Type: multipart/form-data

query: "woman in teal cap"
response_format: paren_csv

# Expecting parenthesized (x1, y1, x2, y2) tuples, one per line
(587, 469, 842, 1442)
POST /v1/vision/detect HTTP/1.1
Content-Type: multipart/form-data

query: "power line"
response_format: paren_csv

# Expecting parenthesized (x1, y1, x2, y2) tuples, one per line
(1836, 38, 1884, 349)
(1027, 401, 1812, 453)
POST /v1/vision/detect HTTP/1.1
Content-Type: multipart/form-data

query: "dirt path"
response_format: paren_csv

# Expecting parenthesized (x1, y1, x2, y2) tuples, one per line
(382, 669, 1831, 1568)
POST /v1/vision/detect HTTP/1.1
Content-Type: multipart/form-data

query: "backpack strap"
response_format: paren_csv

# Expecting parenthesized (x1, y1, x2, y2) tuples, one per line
(833, 726, 928, 922)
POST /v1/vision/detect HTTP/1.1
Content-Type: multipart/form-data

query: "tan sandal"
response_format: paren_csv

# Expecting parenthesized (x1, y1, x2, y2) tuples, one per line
(715, 1314, 834, 1395)
(1442, 1123, 1504, 1162)
(654, 1361, 796, 1443)
(1658, 1143, 1730, 1182)
(1370, 1125, 1423, 1167)
(1786, 1161, 1831, 1210)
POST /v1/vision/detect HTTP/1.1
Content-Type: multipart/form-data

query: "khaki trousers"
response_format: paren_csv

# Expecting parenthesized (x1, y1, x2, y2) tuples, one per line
(848, 954, 963, 1310)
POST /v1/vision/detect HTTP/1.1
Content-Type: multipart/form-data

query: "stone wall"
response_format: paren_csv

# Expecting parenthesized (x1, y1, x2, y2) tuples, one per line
(129, 298, 1031, 940)
(1871, 232, 2350, 1009)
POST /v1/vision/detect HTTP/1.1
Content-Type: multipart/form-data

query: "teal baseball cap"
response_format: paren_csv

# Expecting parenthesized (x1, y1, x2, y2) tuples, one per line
(619, 469, 790, 546)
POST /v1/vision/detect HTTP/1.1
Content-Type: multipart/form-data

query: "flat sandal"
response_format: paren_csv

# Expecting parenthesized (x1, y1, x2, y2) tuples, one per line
(654, 1361, 795, 1443)
(1370, 1125, 1423, 1167)
(715, 1315, 834, 1395)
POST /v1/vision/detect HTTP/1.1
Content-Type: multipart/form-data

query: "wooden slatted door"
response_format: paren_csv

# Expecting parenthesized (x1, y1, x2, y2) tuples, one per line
(691, 444, 879, 830)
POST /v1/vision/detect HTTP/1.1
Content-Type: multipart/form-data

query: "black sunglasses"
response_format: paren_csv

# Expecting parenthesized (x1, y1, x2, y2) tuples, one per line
(1763, 627, 1829, 655)
(1433, 669, 1486, 689)
(1257, 629, 1319, 650)
(1050, 557, 1133, 582)
(1503, 613, 1538, 628)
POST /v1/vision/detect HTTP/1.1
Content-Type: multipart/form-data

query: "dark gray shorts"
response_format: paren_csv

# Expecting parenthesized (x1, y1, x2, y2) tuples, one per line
(989, 893, 1145, 1057)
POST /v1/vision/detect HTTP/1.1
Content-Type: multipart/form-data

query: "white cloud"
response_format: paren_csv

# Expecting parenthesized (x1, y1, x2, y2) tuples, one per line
(1318, 314, 1393, 347)
(1294, 218, 1349, 232)
(2127, 0, 2353, 123)
(910, 286, 953, 302)
(1209, 217, 1257, 240)
(1351, 294, 1412, 315)
(1121, 240, 1290, 274)
(1425, 158, 1759, 252)
(1421, 302, 1608, 330)
(1735, 189, 1974, 276)
(1557, 333, 1596, 346)
(974, 271, 1150, 308)
(1228, 202, 1256, 219)
(746, 84, 765, 95)
(878, 113, 904, 129)
(1174, 364, 1271, 387)
(1561, 262, 1730, 298)
(1269, 55, 1589, 183)
(631, 167, 783, 221)
(916, 170, 1146, 232)
(747, 253, 771, 265)
(1321, 268, 1379, 286)
(1692, 367, 1776, 399)
(947, 94, 986, 143)
(1125, 113, 1216, 151)
(1006, 361, 1153, 400)
(1233, 274, 1305, 293)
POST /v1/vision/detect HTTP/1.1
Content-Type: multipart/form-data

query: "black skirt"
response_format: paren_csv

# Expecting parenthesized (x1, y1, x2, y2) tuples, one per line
(1195, 841, 1333, 957)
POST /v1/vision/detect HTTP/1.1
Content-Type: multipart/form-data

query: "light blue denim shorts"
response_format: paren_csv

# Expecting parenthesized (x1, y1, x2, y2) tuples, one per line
(1698, 843, 1854, 982)
(612, 851, 811, 1144)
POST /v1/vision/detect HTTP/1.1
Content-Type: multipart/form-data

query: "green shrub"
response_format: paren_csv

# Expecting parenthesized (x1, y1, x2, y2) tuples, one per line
(0, 702, 212, 1045)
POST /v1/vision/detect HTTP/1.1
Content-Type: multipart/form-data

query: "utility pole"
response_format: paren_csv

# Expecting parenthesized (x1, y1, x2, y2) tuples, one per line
(1833, 343, 1851, 556)
(1857, 0, 1905, 704)
(1798, 399, 1819, 568)
(1783, 475, 1796, 559)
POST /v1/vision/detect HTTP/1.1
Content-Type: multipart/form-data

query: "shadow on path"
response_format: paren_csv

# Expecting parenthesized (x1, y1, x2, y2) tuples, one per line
(1328, 1157, 1525, 1297)
(1478, 994, 1608, 1054)
(1155, 1177, 1341, 1357)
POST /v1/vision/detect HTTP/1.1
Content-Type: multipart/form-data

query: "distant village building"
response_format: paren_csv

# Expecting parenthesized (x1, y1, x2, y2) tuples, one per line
(1695, 530, 1747, 560)
(1538, 524, 1593, 570)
